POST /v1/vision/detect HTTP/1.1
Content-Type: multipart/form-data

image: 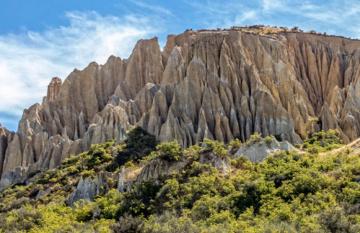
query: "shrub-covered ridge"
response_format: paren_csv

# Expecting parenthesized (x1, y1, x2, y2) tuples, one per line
(0, 129, 359, 233)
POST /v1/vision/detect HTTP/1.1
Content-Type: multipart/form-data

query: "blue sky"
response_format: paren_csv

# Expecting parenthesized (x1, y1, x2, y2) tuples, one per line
(1, 0, 359, 130)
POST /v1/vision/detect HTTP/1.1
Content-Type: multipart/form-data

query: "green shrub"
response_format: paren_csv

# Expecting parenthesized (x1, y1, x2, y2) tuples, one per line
(156, 141, 182, 162)
(66, 165, 80, 175)
(303, 130, 343, 153)
(74, 200, 96, 222)
(142, 212, 200, 233)
(95, 189, 123, 219)
(156, 178, 180, 209)
(124, 161, 136, 168)
(80, 169, 95, 178)
(231, 181, 263, 215)
(111, 127, 158, 169)
(319, 207, 360, 233)
(120, 181, 162, 217)
(87, 145, 112, 167)
(112, 214, 144, 233)
(247, 132, 262, 145)
(191, 195, 229, 221)
(184, 145, 201, 161)
(203, 139, 228, 158)
(228, 138, 242, 152)
(264, 135, 274, 145)
(231, 157, 252, 170)
(126, 127, 158, 152)
(292, 173, 322, 196)
(62, 155, 80, 166)
(1, 205, 42, 231)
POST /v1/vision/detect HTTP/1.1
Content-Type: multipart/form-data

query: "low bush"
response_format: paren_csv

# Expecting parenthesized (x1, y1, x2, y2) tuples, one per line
(203, 139, 228, 158)
(303, 130, 343, 153)
(264, 135, 274, 145)
(156, 141, 182, 162)
(247, 132, 262, 145)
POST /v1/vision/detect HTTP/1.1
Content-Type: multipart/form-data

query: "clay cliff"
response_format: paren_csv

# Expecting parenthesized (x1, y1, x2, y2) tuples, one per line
(2, 26, 360, 188)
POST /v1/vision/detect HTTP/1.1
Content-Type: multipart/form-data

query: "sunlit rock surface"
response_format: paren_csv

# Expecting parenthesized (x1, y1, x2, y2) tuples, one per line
(2, 26, 360, 188)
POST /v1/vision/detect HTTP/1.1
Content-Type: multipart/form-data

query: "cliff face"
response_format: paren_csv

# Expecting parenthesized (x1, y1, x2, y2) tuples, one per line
(2, 28, 360, 188)
(0, 125, 10, 177)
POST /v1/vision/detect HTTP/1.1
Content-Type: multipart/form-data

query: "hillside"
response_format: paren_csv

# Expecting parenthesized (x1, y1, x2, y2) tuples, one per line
(0, 129, 359, 232)
(3, 26, 360, 190)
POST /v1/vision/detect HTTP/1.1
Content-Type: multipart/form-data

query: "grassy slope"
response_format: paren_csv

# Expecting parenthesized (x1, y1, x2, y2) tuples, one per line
(0, 130, 359, 233)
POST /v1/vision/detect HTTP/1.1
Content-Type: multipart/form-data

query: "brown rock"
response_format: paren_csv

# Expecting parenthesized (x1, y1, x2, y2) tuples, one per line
(46, 77, 62, 102)
(3, 27, 360, 188)
(0, 125, 10, 176)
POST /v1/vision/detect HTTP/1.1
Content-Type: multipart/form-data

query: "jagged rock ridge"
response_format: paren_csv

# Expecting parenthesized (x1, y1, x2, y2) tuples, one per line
(2, 27, 360, 188)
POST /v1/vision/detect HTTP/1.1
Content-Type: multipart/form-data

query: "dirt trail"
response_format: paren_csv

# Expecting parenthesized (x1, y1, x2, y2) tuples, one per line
(319, 138, 360, 158)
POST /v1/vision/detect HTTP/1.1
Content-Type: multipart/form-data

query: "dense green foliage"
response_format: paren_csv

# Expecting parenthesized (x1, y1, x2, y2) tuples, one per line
(302, 129, 343, 153)
(108, 127, 158, 171)
(0, 130, 359, 232)
(0, 139, 119, 232)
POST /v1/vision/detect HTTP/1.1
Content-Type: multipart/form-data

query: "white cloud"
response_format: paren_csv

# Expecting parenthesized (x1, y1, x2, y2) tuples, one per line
(262, 0, 285, 11)
(128, 0, 174, 16)
(183, 0, 258, 28)
(234, 11, 258, 25)
(0, 11, 156, 130)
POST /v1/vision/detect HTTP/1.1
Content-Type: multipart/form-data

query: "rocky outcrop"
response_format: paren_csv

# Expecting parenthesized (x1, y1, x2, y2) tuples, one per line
(199, 150, 231, 173)
(67, 172, 111, 205)
(0, 125, 10, 176)
(125, 150, 230, 189)
(2, 27, 360, 188)
(136, 158, 187, 183)
(117, 166, 143, 192)
(46, 77, 62, 102)
(235, 138, 296, 162)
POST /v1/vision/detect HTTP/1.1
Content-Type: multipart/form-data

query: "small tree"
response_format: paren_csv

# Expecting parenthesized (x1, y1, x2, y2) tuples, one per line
(156, 141, 182, 162)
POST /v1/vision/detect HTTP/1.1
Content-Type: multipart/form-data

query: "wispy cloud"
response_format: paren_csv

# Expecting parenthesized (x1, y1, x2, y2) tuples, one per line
(0, 11, 156, 130)
(128, 0, 174, 16)
(261, 0, 285, 11)
(183, 0, 258, 28)
(297, 1, 360, 25)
